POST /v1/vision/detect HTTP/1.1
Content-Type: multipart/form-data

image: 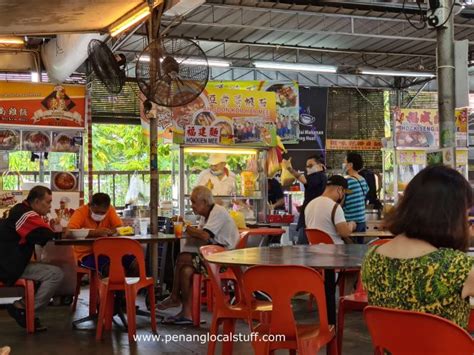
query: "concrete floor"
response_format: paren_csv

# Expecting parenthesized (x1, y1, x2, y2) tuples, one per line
(0, 290, 374, 355)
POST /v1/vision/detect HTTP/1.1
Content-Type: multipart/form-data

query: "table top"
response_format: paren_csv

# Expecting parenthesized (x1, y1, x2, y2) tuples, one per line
(246, 222, 292, 228)
(350, 230, 394, 238)
(205, 244, 369, 269)
(53, 233, 177, 245)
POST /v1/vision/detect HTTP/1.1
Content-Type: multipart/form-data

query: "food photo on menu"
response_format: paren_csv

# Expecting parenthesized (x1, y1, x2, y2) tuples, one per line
(51, 171, 79, 192)
(0, 129, 20, 150)
(51, 131, 80, 153)
(22, 131, 51, 151)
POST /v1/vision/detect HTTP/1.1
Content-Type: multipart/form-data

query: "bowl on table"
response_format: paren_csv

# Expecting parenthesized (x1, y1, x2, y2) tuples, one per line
(69, 229, 92, 239)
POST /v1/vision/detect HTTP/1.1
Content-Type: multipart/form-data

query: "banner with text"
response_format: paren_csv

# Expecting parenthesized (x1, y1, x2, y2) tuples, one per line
(393, 108, 439, 148)
(141, 86, 277, 146)
(0, 82, 86, 128)
(285, 87, 327, 168)
(207, 81, 299, 143)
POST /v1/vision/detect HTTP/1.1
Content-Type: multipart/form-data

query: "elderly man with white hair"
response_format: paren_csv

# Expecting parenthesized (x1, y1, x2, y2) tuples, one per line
(157, 185, 239, 325)
(196, 153, 236, 196)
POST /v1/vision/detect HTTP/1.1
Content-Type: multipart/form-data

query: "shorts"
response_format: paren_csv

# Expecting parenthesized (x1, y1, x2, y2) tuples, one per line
(191, 252, 208, 277)
(79, 254, 136, 277)
(190, 252, 228, 278)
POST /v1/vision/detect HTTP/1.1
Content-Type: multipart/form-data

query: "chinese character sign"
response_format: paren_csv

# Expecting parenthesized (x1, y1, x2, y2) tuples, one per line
(326, 139, 382, 151)
(0, 82, 86, 127)
(207, 81, 299, 144)
(394, 108, 439, 148)
(184, 125, 220, 144)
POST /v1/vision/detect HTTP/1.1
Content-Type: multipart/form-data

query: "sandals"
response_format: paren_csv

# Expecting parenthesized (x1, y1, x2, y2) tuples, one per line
(161, 315, 193, 325)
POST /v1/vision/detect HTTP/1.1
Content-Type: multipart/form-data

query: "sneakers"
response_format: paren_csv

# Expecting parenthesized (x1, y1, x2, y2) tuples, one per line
(6, 304, 47, 332)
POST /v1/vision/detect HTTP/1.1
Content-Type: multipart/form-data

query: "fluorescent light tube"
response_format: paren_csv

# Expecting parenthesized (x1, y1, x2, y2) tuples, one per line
(0, 37, 24, 45)
(110, 6, 150, 37)
(138, 56, 231, 67)
(30, 72, 39, 83)
(184, 147, 257, 155)
(360, 69, 436, 78)
(253, 61, 337, 73)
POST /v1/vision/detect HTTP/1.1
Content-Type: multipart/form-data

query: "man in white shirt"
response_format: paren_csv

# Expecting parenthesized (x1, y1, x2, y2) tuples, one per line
(305, 175, 357, 244)
(196, 153, 236, 196)
(157, 186, 239, 325)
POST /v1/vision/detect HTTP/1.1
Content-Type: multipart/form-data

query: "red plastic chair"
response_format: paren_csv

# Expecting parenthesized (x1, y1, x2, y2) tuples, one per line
(236, 228, 285, 249)
(364, 306, 473, 355)
(242, 265, 337, 355)
(305, 228, 359, 307)
(468, 308, 474, 332)
(192, 259, 239, 327)
(71, 265, 98, 317)
(200, 245, 272, 355)
(0, 279, 35, 333)
(191, 228, 283, 326)
(305, 229, 334, 245)
(93, 237, 156, 342)
(336, 238, 390, 355)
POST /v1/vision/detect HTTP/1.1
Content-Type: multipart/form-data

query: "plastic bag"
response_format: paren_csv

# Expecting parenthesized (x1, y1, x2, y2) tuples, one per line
(246, 156, 258, 174)
(241, 171, 257, 197)
(125, 172, 148, 205)
(229, 210, 247, 229)
(281, 158, 296, 186)
(267, 148, 281, 178)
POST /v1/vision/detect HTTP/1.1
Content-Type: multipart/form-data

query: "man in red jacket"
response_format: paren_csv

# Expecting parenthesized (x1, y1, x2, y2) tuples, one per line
(0, 186, 64, 331)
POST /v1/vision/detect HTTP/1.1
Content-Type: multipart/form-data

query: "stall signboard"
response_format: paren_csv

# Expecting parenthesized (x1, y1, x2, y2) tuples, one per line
(0, 82, 86, 128)
(184, 125, 220, 144)
(326, 139, 382, 151)
(455, 108, 468, 147)
(393, 108, 439, 148)
(207, 81, 299, 144)
(141, 85, 278, 146)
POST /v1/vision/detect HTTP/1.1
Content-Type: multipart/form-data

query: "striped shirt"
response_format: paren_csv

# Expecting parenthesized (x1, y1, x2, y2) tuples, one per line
(343, 176, 369, 223)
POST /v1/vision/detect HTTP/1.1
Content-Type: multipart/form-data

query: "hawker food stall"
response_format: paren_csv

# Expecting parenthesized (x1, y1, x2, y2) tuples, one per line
(382, 107, 468, 206)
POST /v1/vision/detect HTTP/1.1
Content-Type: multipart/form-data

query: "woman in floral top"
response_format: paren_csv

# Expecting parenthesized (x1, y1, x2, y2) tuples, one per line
(362, 165, 474, 328)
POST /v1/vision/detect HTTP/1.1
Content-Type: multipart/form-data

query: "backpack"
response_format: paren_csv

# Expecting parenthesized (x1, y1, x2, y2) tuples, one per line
(359, 168, 382, 210)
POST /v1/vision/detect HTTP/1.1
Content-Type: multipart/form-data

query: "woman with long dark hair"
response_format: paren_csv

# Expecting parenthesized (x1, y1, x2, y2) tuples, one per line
(362, 165, 474, 328)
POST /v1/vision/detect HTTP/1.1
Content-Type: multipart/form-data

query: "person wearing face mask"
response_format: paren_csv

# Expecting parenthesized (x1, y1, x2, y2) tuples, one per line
(67, 193, 134, 275)
(342, 152, 369, 242)
(304, 175, 357, 244)
(196, 153, 236, 197)
(285, 154, 327, 244)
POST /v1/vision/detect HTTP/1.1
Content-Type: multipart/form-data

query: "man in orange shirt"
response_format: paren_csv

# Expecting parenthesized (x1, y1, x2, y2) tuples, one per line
(67, 193, 134, 274)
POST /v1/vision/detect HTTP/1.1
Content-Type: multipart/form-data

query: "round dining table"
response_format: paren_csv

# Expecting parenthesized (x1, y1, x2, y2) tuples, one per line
(205, 244, 370, 325)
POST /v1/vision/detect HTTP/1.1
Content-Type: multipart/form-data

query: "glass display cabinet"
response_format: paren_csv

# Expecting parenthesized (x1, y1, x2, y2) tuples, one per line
(382, 147, 468, 206)
(171, 144, 269, 224)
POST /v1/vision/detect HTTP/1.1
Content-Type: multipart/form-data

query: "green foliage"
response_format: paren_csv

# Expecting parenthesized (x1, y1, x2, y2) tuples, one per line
(92, 124, 149, 171)
(3, 124, 253, 206)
